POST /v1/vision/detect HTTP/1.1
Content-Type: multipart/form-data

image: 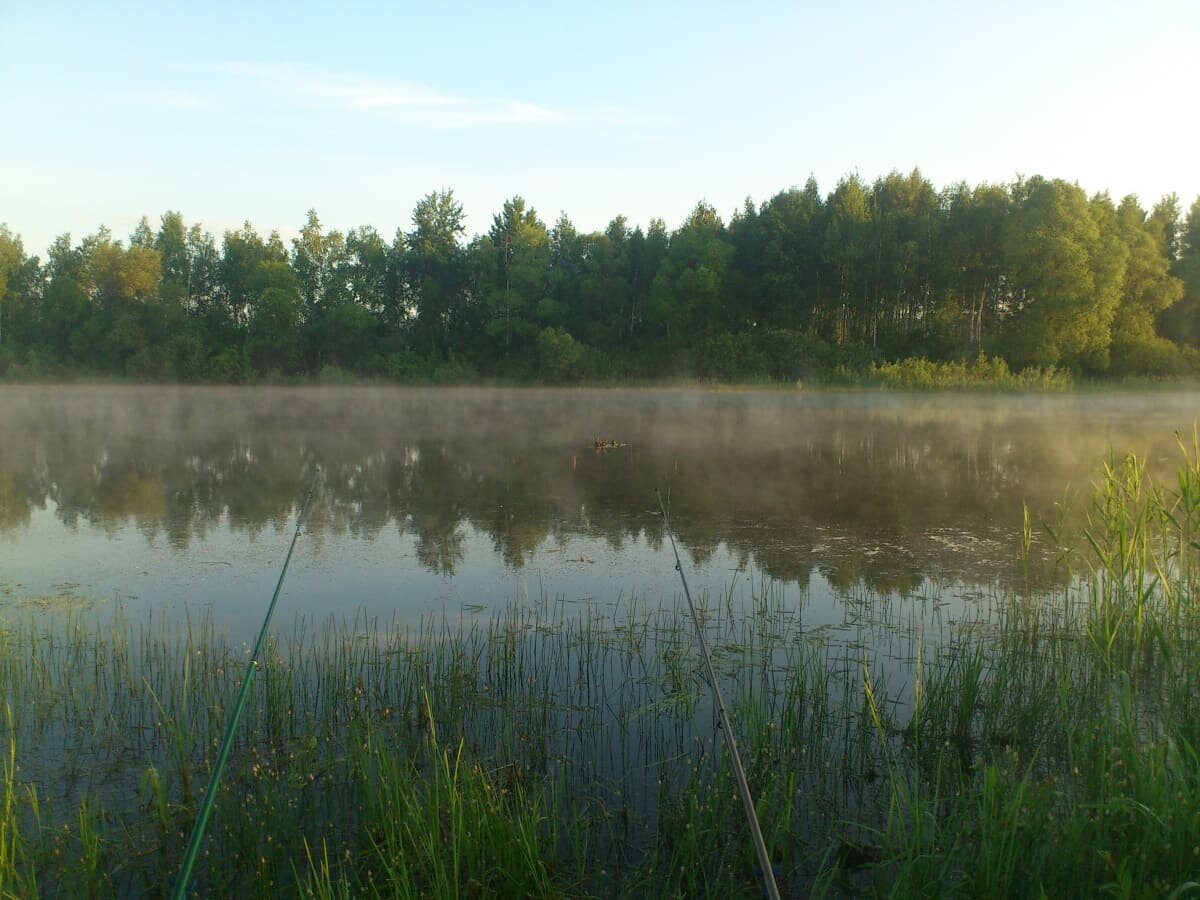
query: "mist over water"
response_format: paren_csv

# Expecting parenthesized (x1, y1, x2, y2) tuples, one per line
(1, 386, 1196, 641)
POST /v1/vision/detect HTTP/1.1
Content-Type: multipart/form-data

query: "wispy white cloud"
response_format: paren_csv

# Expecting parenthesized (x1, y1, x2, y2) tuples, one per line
(385, 98, 568, 128)
(117, 89, 213, 110)
(216, 62, 450, 109)
(211, 61, 573, 128)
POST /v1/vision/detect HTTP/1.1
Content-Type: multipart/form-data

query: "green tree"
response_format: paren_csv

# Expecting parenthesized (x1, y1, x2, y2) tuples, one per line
(943, 182, 1012, 349)
(221, 222, 287, 330)
(292, 209, 351, 318)
(155, 212, 190, 304)
(483, 196, 549, 365)
(536, 326, 584, 380)
(627, 218, 668, 351)
(177, 223, 228, 364)
(292, 210, 358, 368)
(867, 169, 941, 352)
(544, 212, 581, 333)
(573, 216, 637, 349)
(735, 178, 824, 333)
(41, 271, 95, 363)
(345, 226, 393, 313)
(822, 176, 871, 344)
(1149, 194, 1181, 261)
(0, 228, 44, 370)
(647, 202, 733, 358)
(406, 190, 467, 358)
(247, 261, 302, 373)
(49, 229, 164, 372)
(1159, 196, 1200, 346)
(90, 240, 160, 311)
(1108, 195, 1185, 374)
(996, 179, 1125, 372)
(129, 216, 155, 249)
(46, 233, 84, 282)
(0, 226, 25, 351)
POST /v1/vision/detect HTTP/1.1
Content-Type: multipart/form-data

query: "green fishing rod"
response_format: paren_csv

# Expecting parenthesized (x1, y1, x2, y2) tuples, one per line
(170, 474, 319, 900)
(656, 489, 782, 900)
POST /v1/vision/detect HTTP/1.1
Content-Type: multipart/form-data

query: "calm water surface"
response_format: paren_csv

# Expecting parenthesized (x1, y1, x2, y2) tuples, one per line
(2, 386, 1197, 647)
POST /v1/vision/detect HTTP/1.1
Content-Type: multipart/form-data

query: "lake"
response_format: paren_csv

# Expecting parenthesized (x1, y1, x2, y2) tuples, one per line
(3, 385, 1196, 642)
(4, 385, 1200, 894)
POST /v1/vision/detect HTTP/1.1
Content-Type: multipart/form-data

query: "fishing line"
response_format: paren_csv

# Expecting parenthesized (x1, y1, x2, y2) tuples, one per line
(170, 473, 319, 900)
(656, 489, 782, 900)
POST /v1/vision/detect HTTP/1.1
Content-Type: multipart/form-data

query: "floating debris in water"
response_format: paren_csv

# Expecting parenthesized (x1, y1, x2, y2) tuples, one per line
(592, 437, 628, 451)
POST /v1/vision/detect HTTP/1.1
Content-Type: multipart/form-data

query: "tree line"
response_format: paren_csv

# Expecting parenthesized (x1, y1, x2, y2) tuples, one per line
(1, 170, 1198, 383)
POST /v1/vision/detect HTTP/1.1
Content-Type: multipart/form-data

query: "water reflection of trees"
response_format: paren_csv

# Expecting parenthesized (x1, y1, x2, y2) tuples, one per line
(1, 387, 1191, 593)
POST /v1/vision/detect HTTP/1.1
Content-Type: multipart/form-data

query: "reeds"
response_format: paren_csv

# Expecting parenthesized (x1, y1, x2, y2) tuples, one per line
(1, 438, 1200, 896)
(869, 354, 1072, 392)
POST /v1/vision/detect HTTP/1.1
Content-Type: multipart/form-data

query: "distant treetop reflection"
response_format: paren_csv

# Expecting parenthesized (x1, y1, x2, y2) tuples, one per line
(2, 386, 1194, 593)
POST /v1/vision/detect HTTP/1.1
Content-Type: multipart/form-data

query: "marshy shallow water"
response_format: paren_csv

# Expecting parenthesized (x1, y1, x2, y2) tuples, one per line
(2, 386, 1199, 896)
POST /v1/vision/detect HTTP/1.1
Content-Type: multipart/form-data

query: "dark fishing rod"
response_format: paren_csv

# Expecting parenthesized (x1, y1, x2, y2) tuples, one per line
(170, 474, 319, 900)
(656, 490, 782, 900)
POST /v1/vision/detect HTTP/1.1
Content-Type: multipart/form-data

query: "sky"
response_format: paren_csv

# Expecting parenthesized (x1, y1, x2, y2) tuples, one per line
(2, 0, 1198, 255)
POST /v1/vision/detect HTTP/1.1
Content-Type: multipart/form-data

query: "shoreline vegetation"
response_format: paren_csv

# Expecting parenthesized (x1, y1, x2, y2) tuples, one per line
(2, 172, 1199, 389)
(2, 440, 1200, 896)
(0, 351, 1191, 391)
(4, 356, 1194, 391)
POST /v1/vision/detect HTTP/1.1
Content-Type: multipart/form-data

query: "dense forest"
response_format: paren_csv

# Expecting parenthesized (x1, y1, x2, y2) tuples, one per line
(1, 170, 1198, 383)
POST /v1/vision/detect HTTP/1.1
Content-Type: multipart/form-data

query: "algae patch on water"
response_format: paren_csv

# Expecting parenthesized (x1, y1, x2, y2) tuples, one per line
(0, 583, 104, 612)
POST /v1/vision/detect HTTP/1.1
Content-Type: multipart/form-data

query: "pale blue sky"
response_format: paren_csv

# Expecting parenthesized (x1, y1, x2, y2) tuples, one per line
(2, 0, 1198, 254)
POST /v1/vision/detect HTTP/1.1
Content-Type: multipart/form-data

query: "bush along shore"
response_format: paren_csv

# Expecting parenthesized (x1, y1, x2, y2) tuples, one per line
(3, 441, 1200, 897)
